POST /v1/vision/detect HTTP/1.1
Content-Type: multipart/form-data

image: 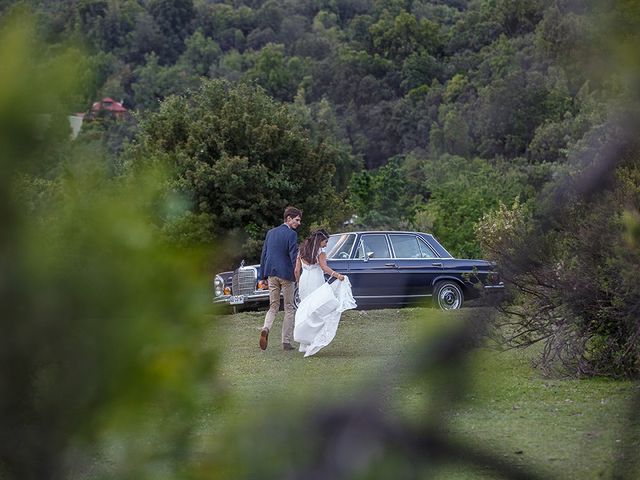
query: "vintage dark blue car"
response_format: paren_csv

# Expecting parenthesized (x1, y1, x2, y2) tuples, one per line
(213, 231, 503, 311)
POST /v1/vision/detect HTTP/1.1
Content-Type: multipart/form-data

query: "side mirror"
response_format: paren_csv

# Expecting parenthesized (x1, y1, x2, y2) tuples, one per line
(357, 240, 375, 262)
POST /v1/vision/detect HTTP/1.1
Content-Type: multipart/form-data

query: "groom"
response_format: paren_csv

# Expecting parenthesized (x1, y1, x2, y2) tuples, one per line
(259, 206, 302, 351)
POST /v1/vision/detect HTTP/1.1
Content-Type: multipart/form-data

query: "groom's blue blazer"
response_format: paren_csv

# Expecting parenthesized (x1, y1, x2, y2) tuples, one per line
(260, 223, 298, 281)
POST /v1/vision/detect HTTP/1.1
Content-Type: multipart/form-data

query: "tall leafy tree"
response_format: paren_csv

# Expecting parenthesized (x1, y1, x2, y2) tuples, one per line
(368, 9, 439, 63)
(131, 53, 198, 111)
(178, 29, 222, 76)
(128, 79, 348, 260)
(348, 156, 417, 228)
(419, 155, 534, 257)
(147, 0, 195, 64)
(245, 43, 306, 101)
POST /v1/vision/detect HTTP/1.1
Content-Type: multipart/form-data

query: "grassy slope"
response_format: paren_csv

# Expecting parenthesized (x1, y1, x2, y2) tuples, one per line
(202, 307, 638, 479)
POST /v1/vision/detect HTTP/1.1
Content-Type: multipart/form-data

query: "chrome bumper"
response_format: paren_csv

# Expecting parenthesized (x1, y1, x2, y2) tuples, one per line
(213, 291, 270, 306)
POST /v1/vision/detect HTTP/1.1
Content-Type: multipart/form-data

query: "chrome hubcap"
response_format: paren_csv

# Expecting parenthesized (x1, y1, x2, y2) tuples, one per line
(439, 286, 461, 310)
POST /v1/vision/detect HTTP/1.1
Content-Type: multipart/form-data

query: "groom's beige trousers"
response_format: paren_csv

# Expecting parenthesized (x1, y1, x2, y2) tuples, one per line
(262, 276, 295, 344)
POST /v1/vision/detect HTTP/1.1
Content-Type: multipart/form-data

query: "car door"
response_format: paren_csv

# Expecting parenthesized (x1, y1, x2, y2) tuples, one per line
(388, 233, 443, 302)
(347, 233, 402, 304)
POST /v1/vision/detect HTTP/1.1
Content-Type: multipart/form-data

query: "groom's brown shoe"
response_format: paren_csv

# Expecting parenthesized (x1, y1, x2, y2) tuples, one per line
(259, 327, 269, 350)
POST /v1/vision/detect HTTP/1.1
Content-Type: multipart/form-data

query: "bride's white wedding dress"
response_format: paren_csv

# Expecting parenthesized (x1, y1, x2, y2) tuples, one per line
(294, 259, 356, 357)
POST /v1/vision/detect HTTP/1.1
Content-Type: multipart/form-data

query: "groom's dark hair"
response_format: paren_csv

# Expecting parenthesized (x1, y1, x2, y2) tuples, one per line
(283, 206, 302, 221)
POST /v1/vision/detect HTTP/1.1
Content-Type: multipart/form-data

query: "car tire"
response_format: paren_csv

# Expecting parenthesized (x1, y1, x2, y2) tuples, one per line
(281, 287, 301, 310)
(433, 281, 464, 310)
(293, 286, 300, 309)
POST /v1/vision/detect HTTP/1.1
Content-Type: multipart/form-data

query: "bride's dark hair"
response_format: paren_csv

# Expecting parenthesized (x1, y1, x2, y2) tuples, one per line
(299, 229, 329, 265)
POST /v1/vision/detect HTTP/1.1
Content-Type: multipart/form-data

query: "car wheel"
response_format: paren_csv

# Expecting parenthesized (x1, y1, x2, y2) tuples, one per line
(433, 281, 464, 310)
(293, 286, 300, 309)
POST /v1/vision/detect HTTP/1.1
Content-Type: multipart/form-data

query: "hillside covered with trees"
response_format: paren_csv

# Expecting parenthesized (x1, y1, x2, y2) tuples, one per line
(5, 0, 626, 253)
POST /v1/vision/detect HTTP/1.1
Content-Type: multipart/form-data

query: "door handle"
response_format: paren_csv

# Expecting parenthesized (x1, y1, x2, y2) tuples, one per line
(431, 262, 443, 267)
(384, 263, 397, 267)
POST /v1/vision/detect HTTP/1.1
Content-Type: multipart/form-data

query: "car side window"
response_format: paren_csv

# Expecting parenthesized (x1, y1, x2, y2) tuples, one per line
(389, 234, 423, 258)
(355, 234, 391, 259)
(417, 237, 438, 259)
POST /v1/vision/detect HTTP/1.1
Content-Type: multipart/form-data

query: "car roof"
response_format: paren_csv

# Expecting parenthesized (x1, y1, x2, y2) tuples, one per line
(330, 230, 432, 235)
(330, 231, 453, 258)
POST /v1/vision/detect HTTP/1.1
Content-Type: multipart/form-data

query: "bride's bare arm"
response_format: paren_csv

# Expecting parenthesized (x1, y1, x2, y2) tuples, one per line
(295, 255, 301, 283)
(318, 252, 345, 281)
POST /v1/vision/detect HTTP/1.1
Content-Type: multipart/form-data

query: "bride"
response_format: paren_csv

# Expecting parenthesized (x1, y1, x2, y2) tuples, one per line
(293, 229, 356, 357)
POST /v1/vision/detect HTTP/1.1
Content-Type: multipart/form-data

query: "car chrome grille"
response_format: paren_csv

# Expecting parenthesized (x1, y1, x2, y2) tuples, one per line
(232, 268, 257, 295)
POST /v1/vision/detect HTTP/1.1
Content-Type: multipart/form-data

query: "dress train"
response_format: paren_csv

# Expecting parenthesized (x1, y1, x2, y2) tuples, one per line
(294, 266, 356, 357)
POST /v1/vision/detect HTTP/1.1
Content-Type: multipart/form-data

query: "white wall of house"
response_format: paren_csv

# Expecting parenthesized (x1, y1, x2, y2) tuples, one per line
(68, 115, 83, 139)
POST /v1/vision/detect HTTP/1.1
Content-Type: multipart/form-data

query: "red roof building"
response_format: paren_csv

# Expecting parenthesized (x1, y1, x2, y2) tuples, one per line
(90, 97, 128, 119)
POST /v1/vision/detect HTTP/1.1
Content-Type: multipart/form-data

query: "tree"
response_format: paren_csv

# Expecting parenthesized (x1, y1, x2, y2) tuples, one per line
(368, 10, 439, 63)
(473, 68, 550, 158)
(147, 0, 195, 64)
(292, 32, 333, 59)
(246, 27, 277, 51)
(124, 10, 164, 64)
(291, 94, 363, 192)
(193, 2, 233, 39)
(92, 0, 142, 54)
(419, 155, 532, 257)
(128, 79, 348, 260)
(400, 50, 442, 91)
(278, 14, 309, 47)
(245, 43, 306, 101)
(131, 53, 199, 111)
(348, 156, 417, 229)
(487, 0, 545, 36)
(256, 0, 284, 32)
(178, 29, 222, 76)
(391, 83, 441, 152)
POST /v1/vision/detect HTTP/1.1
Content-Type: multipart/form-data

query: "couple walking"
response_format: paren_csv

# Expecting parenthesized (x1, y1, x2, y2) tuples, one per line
(258, 206, 356, 357)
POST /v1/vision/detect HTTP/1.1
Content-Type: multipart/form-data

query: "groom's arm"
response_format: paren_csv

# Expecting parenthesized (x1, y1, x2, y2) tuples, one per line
(288, 231, 298, 274)
(259, 233, 269, 280)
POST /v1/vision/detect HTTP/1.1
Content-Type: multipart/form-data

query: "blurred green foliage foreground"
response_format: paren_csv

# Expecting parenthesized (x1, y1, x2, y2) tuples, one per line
(0, 16, 217, 480)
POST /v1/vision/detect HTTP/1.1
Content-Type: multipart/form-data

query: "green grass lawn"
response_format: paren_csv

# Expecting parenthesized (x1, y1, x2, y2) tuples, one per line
(201, 307, 639, 479)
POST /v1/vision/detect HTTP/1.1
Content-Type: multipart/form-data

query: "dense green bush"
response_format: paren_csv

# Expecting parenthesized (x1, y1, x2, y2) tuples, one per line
(417, 155, 539, 258)
(348, 153, 539, 258)
(477, 139, 640, 377)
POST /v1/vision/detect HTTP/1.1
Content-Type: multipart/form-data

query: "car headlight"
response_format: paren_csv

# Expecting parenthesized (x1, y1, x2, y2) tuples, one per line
(487, 272, 501, 285)
(214, 275, 225, 297)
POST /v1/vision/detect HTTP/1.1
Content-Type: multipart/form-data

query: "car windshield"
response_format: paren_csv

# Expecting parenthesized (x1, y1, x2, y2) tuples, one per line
(326, 233, 356, 259)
